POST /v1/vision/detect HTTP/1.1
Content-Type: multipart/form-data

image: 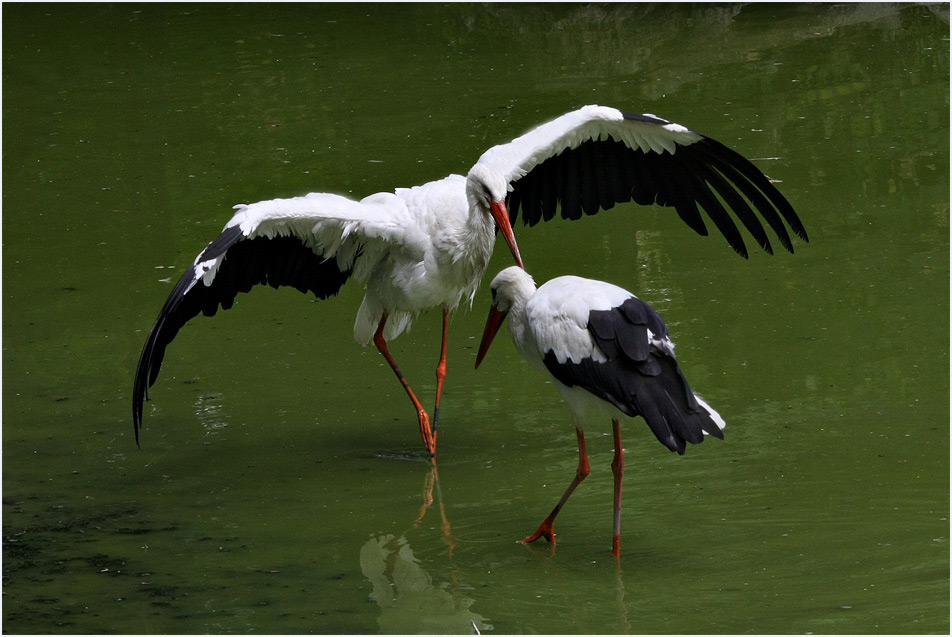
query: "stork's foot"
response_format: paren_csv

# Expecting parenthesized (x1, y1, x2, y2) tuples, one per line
(417, 409, 437, 458)
(521, 519, 556, 545)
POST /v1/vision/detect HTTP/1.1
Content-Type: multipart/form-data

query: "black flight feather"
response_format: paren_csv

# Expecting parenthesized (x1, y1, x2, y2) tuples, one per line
(503, 111, 808, 257)
(541, 297, 723, 454)
(132, 229, 352, 445)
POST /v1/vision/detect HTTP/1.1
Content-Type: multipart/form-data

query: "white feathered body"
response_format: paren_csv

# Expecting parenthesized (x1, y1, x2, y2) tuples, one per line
(490, 267, 725, 446)
(206, 174, 495, 345)
(503, 274, 653, 426)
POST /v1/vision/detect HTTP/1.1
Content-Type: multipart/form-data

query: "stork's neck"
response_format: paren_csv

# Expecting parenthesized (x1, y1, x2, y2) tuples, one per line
(508, 305, 539, 369)
(504, 286, 536, 363)
(463, 165, 507, 255)
(457, 196, 497, 273)
(468, 201, 497, 245)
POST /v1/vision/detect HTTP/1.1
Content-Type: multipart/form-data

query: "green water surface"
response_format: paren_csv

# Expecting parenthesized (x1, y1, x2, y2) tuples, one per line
(3, 3, 949, 634)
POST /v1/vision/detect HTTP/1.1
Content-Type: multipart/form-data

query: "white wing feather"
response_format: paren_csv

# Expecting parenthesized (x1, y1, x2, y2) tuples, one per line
(475, 105, 704, 188)
(223, 191, 430, 282)
(527, 276, 634, 365)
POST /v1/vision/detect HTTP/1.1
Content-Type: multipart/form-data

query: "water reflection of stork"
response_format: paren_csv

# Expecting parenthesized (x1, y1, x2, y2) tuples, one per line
(476, 267, 726, 557)
(360, 461, 491, 634)
(132, 105, 806, 458)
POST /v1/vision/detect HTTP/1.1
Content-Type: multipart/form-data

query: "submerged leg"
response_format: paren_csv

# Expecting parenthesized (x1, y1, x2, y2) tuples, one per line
(373, 315, 436, 457)
(431, 309, 450, 446)
(522, 427, 591, 546)
(611, 419, 625, 557)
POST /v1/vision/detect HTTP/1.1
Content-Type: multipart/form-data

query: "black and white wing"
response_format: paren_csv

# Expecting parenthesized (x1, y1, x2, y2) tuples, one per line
(530, 276, 725, 454)
(476, 104, 808, 258)
(132, 192, 428, 443)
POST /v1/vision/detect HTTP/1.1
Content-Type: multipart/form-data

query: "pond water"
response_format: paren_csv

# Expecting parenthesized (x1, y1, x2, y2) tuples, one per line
(3, 3, 948, 634)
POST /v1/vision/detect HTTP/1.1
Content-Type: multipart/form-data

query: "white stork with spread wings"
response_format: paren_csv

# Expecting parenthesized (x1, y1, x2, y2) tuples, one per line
(133, 105, 807, 456)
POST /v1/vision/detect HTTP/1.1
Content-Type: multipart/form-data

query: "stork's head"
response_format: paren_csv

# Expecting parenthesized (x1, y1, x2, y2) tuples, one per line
(466, 164, 524, 269)
(475, 266, 536, 369)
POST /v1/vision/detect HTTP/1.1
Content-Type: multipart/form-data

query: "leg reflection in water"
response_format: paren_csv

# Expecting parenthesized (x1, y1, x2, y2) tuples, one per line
(359, 461, 491, 634)
(414, 459, 455, 553)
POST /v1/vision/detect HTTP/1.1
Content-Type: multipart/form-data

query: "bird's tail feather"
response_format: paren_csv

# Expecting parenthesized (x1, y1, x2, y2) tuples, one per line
(637, 356, 725, 454)
(695, 394, 726, 436)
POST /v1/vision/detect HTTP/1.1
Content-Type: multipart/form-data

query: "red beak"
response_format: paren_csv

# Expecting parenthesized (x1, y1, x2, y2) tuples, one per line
(489, 201, 525, 269)
(475, 304, 509, 369)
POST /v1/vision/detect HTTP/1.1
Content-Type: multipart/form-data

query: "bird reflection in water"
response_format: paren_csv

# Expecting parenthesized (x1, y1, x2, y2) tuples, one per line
(359, 462, 491, 634)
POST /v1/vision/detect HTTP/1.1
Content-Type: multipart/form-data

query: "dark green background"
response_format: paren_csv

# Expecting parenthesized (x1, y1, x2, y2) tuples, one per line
(3, 3, 948, 633)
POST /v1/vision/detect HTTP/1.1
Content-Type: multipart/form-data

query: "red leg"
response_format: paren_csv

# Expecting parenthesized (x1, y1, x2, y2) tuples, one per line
(431, 309, 450, 447)
(373, 315, 435, 457)
(522, 427, 591, 546)
(611, 419, 625, 557)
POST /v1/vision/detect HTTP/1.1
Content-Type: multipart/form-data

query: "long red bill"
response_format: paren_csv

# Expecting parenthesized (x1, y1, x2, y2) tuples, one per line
(475, 304, 509, 369)
(489, 201, 525, 269)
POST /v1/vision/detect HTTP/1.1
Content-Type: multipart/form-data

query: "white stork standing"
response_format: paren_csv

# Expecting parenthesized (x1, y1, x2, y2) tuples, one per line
(475, 266, 726, 557)
(133, 105, 805, 457)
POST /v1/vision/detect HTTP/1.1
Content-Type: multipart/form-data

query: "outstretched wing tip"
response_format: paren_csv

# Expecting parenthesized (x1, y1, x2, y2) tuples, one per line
(795, 224, 810, 243)
(496, 107, 807, 255)
(720, 233, 750, 259)
(130, 205, 364, 443)
(132, 401, 142, 446)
